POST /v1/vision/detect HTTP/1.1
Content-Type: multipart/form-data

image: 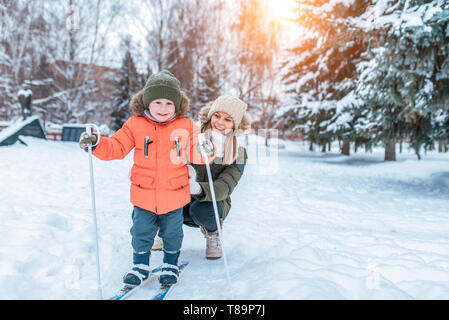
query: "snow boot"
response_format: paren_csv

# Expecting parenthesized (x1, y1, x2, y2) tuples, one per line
(159, 263, 179, 286)
(200, 225, 222, 260)
(151, 232, 163, 251)
(123, 251, 151, 287)
(159, 251, 180, 286)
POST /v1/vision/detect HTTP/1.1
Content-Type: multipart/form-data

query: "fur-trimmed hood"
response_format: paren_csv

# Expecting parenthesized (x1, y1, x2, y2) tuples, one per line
(130, 88, 191, 117)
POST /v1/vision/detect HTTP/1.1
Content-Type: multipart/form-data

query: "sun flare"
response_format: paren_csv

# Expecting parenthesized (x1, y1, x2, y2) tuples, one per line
(264, 0, 297, 21)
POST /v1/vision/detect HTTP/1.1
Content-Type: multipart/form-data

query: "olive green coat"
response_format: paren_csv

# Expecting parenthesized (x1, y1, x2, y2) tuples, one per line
(190, 146, 247, 221)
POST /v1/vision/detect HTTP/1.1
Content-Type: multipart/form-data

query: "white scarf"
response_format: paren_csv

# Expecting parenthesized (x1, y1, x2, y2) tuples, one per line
(211, 130, 226, 158)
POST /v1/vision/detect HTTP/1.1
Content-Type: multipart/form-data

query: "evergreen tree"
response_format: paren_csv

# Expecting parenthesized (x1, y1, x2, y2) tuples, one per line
(281, 0, 371, 154)
(355, 0, 449, 160)
(434, 108, 449, 152)
(110, 47, 139, 131)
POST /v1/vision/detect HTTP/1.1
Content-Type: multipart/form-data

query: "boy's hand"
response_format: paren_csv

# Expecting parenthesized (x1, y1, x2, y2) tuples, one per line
(79, 132, 98, 150)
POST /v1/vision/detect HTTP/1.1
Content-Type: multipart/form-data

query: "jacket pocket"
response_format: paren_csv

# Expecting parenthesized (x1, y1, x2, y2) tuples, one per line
(130, 167, 155, 189)
(168, 174, 189, 190)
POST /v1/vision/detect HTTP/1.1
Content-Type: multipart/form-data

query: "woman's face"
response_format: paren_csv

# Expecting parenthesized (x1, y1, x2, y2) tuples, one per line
(148, 98, 175, 122)
(210, 111, 234, 135)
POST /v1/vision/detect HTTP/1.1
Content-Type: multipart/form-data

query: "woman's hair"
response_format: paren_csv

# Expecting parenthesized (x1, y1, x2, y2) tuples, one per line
(130, 88, 190, 116)
(198, 102, 252, 165)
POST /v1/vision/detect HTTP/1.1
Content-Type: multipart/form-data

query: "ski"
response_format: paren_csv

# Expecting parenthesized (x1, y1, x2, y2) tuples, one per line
(151, 261, 189, 300)
(109, 265, 163, 300)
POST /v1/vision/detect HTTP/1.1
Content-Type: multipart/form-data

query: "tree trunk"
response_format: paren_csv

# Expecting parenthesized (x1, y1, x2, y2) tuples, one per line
(341, 140, 350, 156)
(438, 141, 443, 153)
(412, 143, 422, 160)
(384, 141, 396, 161)
(321, 144, 326, 152)
(309, 141, 313, 152)
(416, 151, 421, 160)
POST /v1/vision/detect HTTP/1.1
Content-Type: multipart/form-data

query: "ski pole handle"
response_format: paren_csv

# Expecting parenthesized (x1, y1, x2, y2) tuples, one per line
(85, 123, 100, 147)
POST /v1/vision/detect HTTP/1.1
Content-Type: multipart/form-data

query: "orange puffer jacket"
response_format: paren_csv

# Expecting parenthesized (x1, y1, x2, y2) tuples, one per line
(92, 115, 214, 214)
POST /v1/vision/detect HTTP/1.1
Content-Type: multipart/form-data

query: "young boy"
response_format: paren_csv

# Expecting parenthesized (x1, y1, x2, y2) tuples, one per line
(79, 70, 215, 287)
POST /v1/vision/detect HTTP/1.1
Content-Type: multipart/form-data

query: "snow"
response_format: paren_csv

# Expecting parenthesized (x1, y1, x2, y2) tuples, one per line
(302, 0, 355, 16)
(1, 136, 449, 299)
(17, 89, 32, 97)
(0, 116, 41, 143)
(355, 0, 444, 34)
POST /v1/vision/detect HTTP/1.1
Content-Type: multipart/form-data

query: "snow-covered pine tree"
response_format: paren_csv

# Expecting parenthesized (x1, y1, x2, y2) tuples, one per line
(434, 108, 449, 152)
(110, 46, 139, 131)
(355, 0, 449, 160)
(281, 0, 371, 154)
(428, 2, 449, 154)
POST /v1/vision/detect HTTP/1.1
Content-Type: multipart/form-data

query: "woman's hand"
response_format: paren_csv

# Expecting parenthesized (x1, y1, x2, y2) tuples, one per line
(198, 138, 215, 157)
(187, 165, 202, 195)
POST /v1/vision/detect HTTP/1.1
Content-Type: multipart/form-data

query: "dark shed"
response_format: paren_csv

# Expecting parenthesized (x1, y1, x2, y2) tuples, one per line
(0, 116, 47, 146)
(61, 124, 87, 142)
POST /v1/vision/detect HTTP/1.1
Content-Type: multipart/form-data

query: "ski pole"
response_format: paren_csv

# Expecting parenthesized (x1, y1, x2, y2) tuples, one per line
(198, 133, 233, 297)
(85, 124, 103, 300)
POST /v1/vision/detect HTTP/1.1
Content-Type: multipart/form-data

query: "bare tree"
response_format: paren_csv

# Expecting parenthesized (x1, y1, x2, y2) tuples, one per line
(0, 0, 124, 124)
(125, 0, 231, 116)
(229, 0, 283, 130)
(0, 0, 41, 120)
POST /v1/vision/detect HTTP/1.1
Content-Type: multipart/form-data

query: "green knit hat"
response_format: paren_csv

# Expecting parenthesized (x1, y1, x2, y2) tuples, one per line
(142, 70, 181, 110)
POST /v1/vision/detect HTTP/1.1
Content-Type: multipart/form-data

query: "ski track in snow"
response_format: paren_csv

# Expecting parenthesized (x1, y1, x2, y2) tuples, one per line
(0, 137, 448, 299)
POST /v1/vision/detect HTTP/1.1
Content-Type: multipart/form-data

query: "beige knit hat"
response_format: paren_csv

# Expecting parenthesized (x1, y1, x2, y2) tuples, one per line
(207, 95, 248, 129)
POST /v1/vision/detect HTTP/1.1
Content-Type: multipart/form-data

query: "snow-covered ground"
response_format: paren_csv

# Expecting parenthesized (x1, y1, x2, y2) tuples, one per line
(0, 136, 448, 299)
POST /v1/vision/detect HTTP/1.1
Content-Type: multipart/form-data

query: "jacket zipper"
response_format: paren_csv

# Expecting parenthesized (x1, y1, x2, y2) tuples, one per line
(173, 136, 180, 158)
(144, 136, 153, 158)
(154, 127, 158, 214)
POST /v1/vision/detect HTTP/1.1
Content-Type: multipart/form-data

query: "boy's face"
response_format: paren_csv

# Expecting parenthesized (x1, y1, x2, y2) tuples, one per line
(148, 98, 176, 122)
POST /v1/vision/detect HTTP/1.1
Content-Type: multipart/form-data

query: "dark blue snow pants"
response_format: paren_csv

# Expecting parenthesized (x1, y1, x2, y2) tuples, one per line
(130, 206, 183, 265)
